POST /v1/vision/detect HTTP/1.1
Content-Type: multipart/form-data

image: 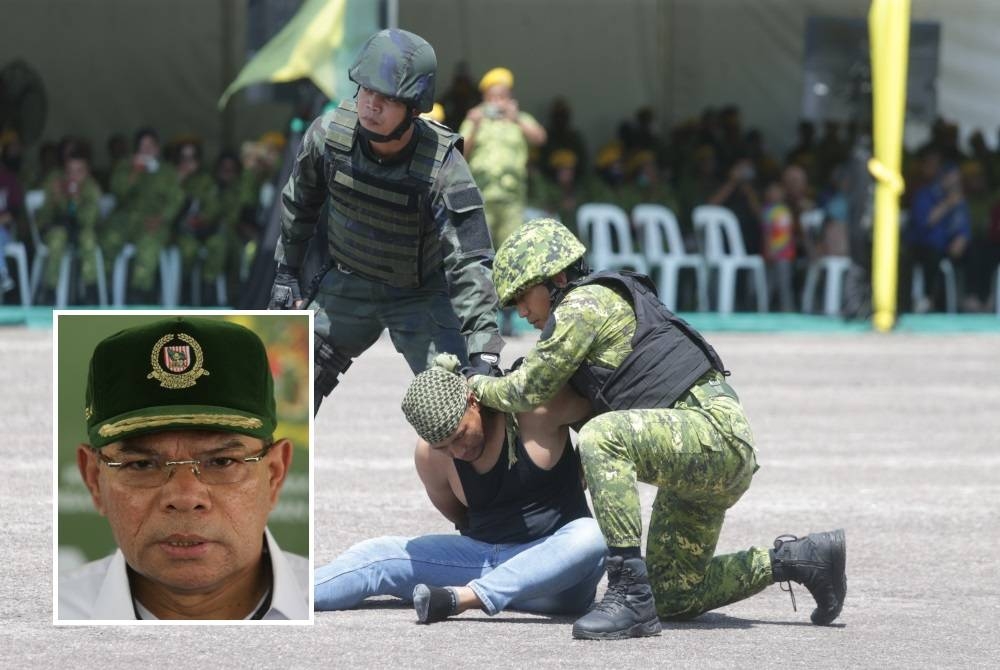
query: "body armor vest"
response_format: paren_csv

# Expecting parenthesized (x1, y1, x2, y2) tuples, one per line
(565, 271, 727, 413)
(322, 100, 460, 288)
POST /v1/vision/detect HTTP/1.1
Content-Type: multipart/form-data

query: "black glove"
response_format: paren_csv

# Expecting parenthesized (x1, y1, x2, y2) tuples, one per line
(463, 352, 502, 378)
(268, 264, 302, 310)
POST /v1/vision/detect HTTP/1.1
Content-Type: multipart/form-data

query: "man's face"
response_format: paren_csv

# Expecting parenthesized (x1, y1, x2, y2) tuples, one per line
(357, 86, 410, 136)
(136, 135, 160, 160)
(78, 430, 291, 597)
(515, 283, 553, 330)
(430, 398, 487, 463)
(65, 158, 89, 185)
(483, 84, 511, 106)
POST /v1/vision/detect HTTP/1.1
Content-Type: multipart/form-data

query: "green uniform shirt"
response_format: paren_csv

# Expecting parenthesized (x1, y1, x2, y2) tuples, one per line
(109, 161, 184, 234)
(37, 172, 102, 233)
(471, 283, 636, 411)
(460, 111, 539, 202)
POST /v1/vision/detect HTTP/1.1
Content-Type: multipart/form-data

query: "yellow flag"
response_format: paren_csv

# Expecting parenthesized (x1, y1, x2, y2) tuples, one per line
(868, 0, 910, 332)
(218, 0, 346, 109)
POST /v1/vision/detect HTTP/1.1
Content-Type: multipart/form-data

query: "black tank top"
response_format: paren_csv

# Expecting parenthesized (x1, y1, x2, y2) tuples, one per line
(454, 422, 591, 545)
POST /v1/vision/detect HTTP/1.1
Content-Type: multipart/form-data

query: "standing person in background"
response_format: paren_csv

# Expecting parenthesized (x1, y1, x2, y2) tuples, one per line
(760, 180, 796, 312)
(461, 67, 546, 336)
(269, 29, 504, 413)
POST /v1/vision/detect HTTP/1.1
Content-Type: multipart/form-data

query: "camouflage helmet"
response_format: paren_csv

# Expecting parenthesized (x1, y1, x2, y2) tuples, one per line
(493, 218, 587, 306)
(349, 29, 436, 113)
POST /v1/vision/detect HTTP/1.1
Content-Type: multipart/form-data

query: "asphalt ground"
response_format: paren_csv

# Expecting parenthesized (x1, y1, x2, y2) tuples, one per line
(2, 326, 998, 668)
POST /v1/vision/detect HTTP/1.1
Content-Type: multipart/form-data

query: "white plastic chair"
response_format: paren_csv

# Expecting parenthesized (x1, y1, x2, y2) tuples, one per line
(189, 247, 228, 306)
(632, 204, 707, 312)
(576, 203, 647, 274)
(692, 204, 767, 314)
(799, 209, 852, 316)
(912, 258, 958, 314)
(2, 242, 32, 305)
(112, 244, 180, 307)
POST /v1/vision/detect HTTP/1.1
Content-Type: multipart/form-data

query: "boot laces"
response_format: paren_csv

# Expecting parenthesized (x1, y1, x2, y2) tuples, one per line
(774, 534, 800, 612)
(593, 570, 631, 614)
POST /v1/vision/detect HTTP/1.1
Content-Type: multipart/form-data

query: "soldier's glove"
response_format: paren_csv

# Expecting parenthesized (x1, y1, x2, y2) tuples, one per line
(269, 264, 302, 310)
(463, 352, 502, 378)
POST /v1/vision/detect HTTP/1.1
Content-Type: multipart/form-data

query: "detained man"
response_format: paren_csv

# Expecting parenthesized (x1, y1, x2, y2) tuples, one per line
(314, 355, 606, 624)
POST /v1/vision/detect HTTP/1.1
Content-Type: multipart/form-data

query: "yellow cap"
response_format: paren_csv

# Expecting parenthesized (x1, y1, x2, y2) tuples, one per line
(548, 149, 579, 170)
(421, 102, 446, 124)
(595, 141, 623, 169)
(258, 131, 287, 151)
(479, 67, 514, 92)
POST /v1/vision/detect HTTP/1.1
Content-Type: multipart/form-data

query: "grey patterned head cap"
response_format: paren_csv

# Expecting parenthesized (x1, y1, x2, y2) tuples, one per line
(401, 356, 469, 444)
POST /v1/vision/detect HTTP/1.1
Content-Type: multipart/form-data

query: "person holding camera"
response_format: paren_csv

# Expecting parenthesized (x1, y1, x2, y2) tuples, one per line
(460, 67, 546, 335)
(460, 67, 546, 253)
(36, 143, 104, 303)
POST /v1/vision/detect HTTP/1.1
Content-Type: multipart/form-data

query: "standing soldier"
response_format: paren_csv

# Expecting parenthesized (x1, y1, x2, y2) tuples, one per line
(270, 29, 504, 413)
(469, 218, 847, 640)
(460, 67, 546, 335)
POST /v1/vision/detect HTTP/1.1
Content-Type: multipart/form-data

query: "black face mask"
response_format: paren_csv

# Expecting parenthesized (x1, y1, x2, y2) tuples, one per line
(358, 112, 415, 144)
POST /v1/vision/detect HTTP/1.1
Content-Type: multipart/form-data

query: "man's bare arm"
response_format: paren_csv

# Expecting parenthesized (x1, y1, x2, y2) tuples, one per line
(414, 440, 467, 528)
(516, 385, 592, 469)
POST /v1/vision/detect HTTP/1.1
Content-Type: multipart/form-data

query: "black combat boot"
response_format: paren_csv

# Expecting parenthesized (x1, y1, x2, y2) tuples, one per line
(572, 556, 662, 640)
(770, 529, 847, 625)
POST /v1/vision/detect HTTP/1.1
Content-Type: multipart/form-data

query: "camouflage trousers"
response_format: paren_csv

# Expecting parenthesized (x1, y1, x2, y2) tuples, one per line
(42, 226, 100, 289)
(578, 371, 773, 619)
(178, 232, 228, 282)
(311, 265, 470, 376)
(485, 198, 524, 250)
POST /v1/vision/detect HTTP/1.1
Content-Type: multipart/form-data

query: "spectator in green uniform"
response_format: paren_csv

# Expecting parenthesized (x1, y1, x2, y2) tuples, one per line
(172, 139, 226, 302)
(36, 143, 104, 302)
(105, 128, 184, 303)
(469, 218, 847, 640)
(460, 66, 547, 250)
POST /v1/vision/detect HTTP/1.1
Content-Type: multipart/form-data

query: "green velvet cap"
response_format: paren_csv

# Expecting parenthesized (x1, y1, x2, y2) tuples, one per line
(85, 317, 276, 448)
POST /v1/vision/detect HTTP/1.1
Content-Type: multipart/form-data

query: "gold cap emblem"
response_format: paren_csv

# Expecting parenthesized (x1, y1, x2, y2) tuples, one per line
(147, 333, 210, 389)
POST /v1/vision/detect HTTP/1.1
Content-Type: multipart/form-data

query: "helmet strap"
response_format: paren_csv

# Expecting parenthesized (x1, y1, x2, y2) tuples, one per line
(358, 108, 415, 144)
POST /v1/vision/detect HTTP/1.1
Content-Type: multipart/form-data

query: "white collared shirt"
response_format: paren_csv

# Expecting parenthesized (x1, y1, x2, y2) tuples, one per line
(58, 528, 309, 621)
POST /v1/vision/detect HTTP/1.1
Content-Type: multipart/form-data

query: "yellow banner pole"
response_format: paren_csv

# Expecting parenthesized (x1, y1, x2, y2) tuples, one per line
(868, 0, 910, 332)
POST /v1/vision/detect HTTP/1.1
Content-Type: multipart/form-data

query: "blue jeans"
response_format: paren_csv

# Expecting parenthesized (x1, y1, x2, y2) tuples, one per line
(315, 517, 607, 616)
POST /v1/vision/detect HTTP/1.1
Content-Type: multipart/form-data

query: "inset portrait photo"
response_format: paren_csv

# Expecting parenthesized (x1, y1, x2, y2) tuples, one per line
(53, 311, 312, 623)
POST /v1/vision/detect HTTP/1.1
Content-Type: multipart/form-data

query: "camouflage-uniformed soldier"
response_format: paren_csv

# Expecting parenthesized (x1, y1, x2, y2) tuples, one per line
(270, 29, 504, 414)
(459, 67, 546, 250)
(469, 218, 847, 640)
(105, 128, 185, 302)
(173, 141, 227, 295)
(36, 147, 103, 299)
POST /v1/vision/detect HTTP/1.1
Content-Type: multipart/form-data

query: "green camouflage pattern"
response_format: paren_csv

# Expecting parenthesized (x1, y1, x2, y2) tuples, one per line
(460, 112, 538, 204)
(105, 161, 184, 292)
(278, 112, 502, 357)
(36, 172, 103, 289)
(349, 29, 436, 112)
(483, 199, 523, 251)
(471, 282, 634, 411)
(490, 217, 586, 306)
(577, 371, 770, 619)
(176, 171, 228, 282)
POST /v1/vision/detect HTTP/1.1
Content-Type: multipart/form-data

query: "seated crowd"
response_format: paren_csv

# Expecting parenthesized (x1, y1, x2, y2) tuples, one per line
(1, 105, 998, 314)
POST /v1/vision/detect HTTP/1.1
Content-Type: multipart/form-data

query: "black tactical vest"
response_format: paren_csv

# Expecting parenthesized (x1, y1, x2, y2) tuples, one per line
(564, 271, 726, 413)
(322, 100, 460, 288)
